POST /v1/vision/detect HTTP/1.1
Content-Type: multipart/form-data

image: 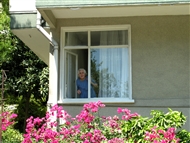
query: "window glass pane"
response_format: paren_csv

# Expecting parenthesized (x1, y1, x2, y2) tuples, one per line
(91, 30, 128, 46)
(65, 32, 88, 46)
(65, 52, 77, 98)
(91, 48, 129, 98)
(65, 49, 89, 98)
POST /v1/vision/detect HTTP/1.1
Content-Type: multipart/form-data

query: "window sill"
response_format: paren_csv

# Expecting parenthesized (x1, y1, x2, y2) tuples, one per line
(58, 98, 135, 104)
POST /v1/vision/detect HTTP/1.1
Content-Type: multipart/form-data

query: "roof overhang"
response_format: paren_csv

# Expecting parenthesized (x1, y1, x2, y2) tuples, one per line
(35, 0, 190, 8)
(11, 28, 50, 65)
(40, 4, 190, 28)
(10, 0, 190, 28)
(9, 0, 190, 65)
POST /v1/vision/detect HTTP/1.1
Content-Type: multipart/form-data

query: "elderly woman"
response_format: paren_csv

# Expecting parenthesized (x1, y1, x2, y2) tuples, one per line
(76, 68, 97, 98)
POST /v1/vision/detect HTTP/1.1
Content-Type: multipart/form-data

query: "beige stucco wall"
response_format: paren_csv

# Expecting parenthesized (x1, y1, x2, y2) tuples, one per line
(55, 15, 190, 131)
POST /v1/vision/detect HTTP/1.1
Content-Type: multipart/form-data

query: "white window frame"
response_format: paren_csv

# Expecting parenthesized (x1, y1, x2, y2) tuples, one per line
(64, 50, 78, 98)
(59, 25, 134, 104)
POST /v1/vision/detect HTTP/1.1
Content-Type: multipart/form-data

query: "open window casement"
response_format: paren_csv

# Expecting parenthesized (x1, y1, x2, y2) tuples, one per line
(59, 25, 134, 104)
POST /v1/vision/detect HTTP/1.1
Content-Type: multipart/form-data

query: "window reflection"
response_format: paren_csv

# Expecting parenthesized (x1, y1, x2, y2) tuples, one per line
(65, 32, 88, 46)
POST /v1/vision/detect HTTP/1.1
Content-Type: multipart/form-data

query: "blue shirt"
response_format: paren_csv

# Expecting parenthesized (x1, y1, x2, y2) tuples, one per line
(76, 77, 96, 98)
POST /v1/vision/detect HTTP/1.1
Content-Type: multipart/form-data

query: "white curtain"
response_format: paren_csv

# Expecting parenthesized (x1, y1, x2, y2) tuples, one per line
(66, 52, 76, 98)
(97, 31, 129, 98)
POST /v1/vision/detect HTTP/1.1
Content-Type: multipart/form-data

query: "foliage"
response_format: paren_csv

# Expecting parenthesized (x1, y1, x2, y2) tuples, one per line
(0, 0, 13, 62)
(120, 108, 187, 142)
(176, 129, 190, 143)
(1, 105, 23, 143)
(0, 30, 48, 132)
(1, 110, 19, 143)
(2, 127, 23, 143)
(39, 67, 49, 99)
(14, 95, 47, 132)
(91, 50, 100, 96)
(1, 0, 9, 15)
(0, 0, 49, 133)
(1, 111, 17, 131)
(23, 101, 189, 143)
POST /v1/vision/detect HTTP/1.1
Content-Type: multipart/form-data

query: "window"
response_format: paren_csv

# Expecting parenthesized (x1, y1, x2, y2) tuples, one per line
(60, 25, 134, 103)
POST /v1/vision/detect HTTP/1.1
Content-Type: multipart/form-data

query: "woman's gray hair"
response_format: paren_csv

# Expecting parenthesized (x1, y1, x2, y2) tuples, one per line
(78, 68, 87, 75)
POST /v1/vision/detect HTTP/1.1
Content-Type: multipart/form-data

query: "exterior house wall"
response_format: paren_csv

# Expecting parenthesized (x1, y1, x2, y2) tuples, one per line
(55, 15, 189, 130)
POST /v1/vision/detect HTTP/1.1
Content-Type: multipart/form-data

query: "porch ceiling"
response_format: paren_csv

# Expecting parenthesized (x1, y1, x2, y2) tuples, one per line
(38, 4, 190, 28)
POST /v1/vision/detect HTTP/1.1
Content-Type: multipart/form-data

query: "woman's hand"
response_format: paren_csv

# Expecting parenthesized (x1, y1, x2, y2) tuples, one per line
(77, 90, 81, 94)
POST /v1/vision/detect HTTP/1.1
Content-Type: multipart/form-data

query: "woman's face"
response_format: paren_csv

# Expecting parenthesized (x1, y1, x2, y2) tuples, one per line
(78, 70, 86, 80)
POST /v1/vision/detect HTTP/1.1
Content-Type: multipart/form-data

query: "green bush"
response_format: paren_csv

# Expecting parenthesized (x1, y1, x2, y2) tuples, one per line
(120, 108, 189, 142)
(176, 129, 190, 143)
(2, 127, 23, 143)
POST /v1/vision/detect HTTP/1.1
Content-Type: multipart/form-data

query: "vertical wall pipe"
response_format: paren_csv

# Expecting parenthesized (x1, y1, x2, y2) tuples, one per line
(36, 11, 58, 106)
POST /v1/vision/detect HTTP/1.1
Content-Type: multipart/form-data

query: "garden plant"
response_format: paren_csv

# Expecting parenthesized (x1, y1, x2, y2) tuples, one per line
(20, 101, 190, 143)
(1, 110, 23, 143)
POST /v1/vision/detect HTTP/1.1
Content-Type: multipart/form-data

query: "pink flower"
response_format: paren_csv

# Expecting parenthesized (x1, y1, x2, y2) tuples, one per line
(145, 127, 179, 143)
(21, 102, 182, 143)
(10, 113, 17, 119)
(108, 138, 125, 143)
(1, 112, 17, 131)
(117, 108, 123, 114)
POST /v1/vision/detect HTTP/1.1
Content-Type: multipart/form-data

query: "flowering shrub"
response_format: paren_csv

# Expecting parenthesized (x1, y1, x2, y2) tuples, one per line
(1, 111, 17, 131)
(144, 126, 180, 142)
(23, 101, 188, 143)
(1, 111, 22, 143)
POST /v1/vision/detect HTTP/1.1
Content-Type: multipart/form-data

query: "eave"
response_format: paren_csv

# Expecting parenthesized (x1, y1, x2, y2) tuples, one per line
(41, 4, 190, 28)
(9, 0, 190, 65)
